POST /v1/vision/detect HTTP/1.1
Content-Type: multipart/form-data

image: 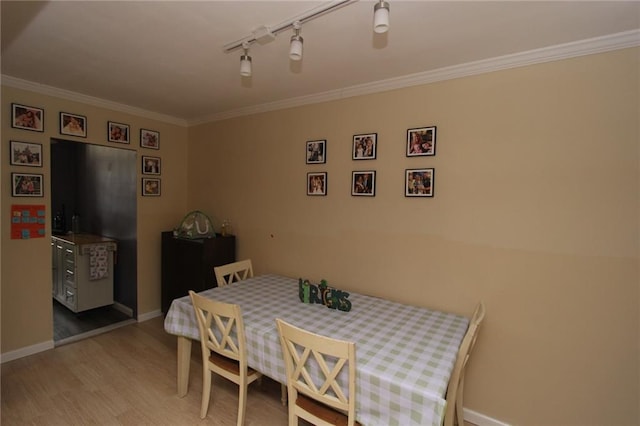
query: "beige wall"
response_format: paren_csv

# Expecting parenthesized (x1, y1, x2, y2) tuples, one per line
(187, 48, 639, 425)
(1, 48, 637, 425)
(1, 86, 189, 352)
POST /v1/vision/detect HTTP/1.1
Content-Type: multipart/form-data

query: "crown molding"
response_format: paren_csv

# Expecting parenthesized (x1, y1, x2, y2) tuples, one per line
(193, 29, 640, 125)
(1, 75, 189, 127)
(3, 30, 638, 127)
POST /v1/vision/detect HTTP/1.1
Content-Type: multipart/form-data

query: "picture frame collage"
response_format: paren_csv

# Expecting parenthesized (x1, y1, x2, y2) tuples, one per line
(9, 102, 162, 198)
(306, 140, 327, 196)
(107, 123, 161, 196)
(305, 125, 436, 198)
(141, 152, 161, 197)
(405, 126, 435, 198)
(351, 133, 377, 197)
(10, 103, 45, 197)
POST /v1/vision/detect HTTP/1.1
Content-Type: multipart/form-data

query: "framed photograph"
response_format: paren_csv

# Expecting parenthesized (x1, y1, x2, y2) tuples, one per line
(405, 168, 434, 197)
(407, 126, 436, 157)
(140, 128, 160, 149)
(11, 103, 44, 132)
(142, 156, 161, 175)
(306, 140, 326, 164)
(108, 121, 130, 144)
(10, 141, 42, 167)
(352, 171, 376, 196)
(307, 172, 327, 196)
(352, 133, 377, 160)
(59, 112, 87, 138)
(11, 173, 44, 197)
(142, 178, 161, 196)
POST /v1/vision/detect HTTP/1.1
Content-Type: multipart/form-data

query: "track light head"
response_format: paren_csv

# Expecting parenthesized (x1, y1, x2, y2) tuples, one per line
(373, 0, 390, 34)
(289, 35, 303, 61)
(240, 42, 252, 77)
(240, 54, 252, 77)
(289, 21, 303, 61)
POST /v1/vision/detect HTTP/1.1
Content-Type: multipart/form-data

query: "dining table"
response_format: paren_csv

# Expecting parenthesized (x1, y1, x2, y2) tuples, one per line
(164, 274, 469, 426)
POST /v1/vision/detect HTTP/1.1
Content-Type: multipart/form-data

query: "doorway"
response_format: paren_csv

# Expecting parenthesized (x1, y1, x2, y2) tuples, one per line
(50, 138, 138, 345)
(52, 299, 135, 345)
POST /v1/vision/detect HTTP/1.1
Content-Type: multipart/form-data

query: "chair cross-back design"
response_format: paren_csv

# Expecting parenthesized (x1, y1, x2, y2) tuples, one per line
(213, 259, 288, 405)
(214, 259, 254, 287)
(276, 318, 360, 426)
(444, 302, 486, 426)
(189, 290, 261, 425)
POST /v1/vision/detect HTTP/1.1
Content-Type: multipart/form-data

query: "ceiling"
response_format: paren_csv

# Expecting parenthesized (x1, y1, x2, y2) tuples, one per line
(2, 1, 639, 125)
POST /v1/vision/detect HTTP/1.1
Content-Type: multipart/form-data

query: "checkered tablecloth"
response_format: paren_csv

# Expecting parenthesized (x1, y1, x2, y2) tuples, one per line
(164, 275, 469, 426)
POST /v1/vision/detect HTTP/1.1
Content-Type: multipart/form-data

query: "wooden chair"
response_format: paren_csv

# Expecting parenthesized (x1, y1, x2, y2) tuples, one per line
(276, 318, 360, 426)
(214, 259, 253, 287)
(189, 290, 261, 425)
(443, 302, 486, 426)
(213, 259, 288, 404)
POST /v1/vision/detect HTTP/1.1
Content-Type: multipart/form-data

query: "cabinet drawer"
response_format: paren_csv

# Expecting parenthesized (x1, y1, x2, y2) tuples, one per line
(64, 269, 76, 287)
(63, 246, 76, 263)
(63, 285, 76, 311)
(64, 258, 75, 270)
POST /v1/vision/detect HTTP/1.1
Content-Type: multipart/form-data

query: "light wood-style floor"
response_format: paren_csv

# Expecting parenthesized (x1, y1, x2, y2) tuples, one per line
(1, 316, 292, 425)
(1, 316, 475, 426)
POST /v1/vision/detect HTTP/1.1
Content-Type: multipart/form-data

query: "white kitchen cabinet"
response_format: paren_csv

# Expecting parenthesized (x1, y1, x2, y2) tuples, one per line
(51, 234, 117, 313)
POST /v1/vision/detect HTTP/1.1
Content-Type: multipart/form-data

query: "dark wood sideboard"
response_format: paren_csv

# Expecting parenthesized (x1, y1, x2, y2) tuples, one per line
(161, 231, 236, 313)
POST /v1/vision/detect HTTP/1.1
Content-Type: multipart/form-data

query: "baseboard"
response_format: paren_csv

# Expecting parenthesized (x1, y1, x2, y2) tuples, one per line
(112, 301, 134, 317)
(103, 303, 161, 322)
(1, 340, 55, 364)
(465, 408, 511, 426)
(1, 308, 163, 363)
(137, 309, 162, 322)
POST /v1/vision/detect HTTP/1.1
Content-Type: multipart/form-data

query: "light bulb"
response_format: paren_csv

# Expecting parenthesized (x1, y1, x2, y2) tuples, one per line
(374, 1, 390, 34)
(240, 54, 252, 77)
(289, 35, 303, 61)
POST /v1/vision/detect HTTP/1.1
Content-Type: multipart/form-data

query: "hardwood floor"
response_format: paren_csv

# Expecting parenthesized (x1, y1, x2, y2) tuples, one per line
(1, 316, 291, 425)
(2, 316, 476, 426)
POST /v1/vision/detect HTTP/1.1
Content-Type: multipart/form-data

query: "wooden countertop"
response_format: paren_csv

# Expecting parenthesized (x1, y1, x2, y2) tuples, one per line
(52, 233, 117, 247)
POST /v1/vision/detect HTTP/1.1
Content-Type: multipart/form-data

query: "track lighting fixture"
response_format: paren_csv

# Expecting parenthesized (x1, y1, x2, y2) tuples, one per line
(289, 21, 303, 61)
(373, 0, 390, 34)
(223, 0, 391, 77)
(239, 42, 252, 77)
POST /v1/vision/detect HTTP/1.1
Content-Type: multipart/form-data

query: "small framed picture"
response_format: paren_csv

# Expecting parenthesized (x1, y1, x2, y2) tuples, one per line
(352, 133, 377, 160)
(60, 112, 87, 138)
(142, 178, 161, 196)
(11, 103, 44, 132)
(407, 126, 436, 157)
(108, 121, 130, 144)
(142, 156, 161, 175)
(306, 140, 326, 164)
(352, 171, 376, 196)
(140, 128, 160, 149)
(405, 168, 434, 197)
(10, 141, 42, 167)
(12, 173, 44, 197)
(307, 172, 327, 196)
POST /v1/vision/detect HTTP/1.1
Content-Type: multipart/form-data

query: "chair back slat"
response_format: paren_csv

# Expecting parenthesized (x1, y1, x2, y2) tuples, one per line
(190, 291, 245, 362)
(277, 318, 357, 425)
(189, 290, 261, 424)
(214, 259, 254, 287)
